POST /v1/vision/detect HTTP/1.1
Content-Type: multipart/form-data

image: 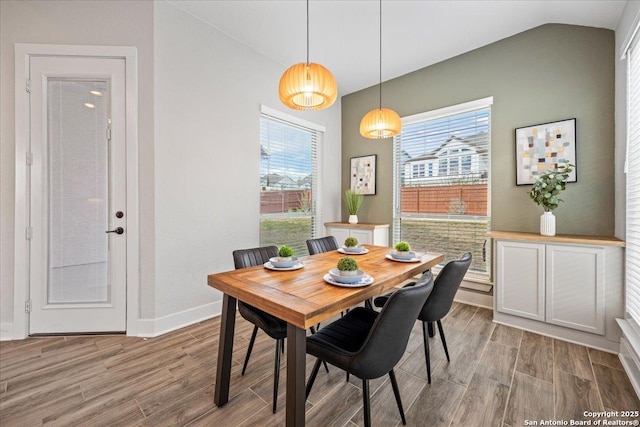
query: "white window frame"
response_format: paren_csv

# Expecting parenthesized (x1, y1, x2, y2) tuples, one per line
(259, 105, 324, 253)
(393, 97, 493, 282)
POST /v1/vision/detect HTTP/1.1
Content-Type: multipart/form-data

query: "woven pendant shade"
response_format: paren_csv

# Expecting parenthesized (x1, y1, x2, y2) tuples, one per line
(360, 0, 401, 139)
(360, 108, 401, 139)
(279, 62, 337, 110)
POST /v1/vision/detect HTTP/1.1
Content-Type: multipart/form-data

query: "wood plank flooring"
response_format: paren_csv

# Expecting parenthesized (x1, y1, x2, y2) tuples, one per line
(1, 303, 638, 426)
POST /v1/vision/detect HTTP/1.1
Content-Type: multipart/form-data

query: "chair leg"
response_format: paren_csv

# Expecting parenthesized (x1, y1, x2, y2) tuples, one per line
(362, 379, 371, 427)
(305, 358, 323, 399)
(389, 369, 406, 425)
(364, 299, 373, 310)
(422, 321, 432, 384)
(281, 338, 285, 354)
(437, 320, 450, 362)
(273, 339, 281, 413)
(242, 325, 258, 375)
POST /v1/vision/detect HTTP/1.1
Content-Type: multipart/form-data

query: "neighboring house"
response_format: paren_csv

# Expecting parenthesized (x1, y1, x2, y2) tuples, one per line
(403, 135, 489, 186)
(260, 173, 298, 190)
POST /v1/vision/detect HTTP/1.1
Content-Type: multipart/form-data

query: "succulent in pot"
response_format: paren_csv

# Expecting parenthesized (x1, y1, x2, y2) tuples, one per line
(344, 237, 358, 248)
(337, 257, 359, 276)
(278, 245, 294, 262)
(395, 241, 411, 252)
(392, 241, 415, 260)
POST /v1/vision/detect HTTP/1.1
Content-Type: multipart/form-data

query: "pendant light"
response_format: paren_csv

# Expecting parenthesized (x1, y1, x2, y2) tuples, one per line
(360, 0, 401, 139)
(279, 0, 337, 111)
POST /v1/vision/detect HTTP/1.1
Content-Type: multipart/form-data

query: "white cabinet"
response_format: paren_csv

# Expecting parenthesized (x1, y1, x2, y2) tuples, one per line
(324, 222, 389, 247)
(491, 231, 624, 352)
(496, 241, 545, 322)
(496, 241, 604, 334)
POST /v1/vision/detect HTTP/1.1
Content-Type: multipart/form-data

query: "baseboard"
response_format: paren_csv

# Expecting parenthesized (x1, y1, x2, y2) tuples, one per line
(1, 323, 14, 341)
(135, 301, 222, 338)
(617, 319, 640, 399)
(454, 287, 493, 309)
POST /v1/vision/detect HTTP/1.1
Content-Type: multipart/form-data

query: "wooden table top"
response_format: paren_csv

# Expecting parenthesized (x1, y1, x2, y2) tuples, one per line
(207, 245, 444, 329)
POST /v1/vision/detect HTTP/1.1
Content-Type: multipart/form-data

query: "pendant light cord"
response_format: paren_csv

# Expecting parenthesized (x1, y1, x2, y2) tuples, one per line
(379, 0, 382, 110)
(306, 0, 310, 65)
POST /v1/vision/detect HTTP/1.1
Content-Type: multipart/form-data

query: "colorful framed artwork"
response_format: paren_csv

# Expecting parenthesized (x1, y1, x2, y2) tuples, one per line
(350, 155, 377, 195)
(515, 118, 577, 186)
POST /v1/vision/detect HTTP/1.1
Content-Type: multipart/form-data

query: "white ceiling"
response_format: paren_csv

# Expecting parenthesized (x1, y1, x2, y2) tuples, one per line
(169, 0, 627, 96)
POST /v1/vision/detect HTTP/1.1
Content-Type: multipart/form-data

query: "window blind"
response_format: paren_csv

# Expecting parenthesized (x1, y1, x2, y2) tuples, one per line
(626, 34, 640, 327)
(393, 101, 491, 275)
(259, 113, 319, 256)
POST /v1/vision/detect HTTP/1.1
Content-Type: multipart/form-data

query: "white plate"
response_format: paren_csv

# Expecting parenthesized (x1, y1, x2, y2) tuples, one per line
(385, 253, 421, 263)
(323, 273, 374, 288)
(337, 247, 369, 255)
(264, 261, 304, 271)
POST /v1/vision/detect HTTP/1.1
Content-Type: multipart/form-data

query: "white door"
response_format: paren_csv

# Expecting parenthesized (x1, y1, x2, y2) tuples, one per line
(29, 56, 127, 334)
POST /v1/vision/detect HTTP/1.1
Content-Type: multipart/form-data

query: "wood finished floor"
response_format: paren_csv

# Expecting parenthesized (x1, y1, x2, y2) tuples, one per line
(1, 303, 638, 426)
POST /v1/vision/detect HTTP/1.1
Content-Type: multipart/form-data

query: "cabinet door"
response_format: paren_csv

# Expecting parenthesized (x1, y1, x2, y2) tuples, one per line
(351, 229, 373, 245)
(328, 227, 350, 247)
(496, 241, 545, 321)
(546, 244, 605, 335)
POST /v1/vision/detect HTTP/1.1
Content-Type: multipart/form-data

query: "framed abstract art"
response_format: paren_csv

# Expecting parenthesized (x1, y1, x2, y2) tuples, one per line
(350, 155, 377, 195)
(515, 118, 577, 185)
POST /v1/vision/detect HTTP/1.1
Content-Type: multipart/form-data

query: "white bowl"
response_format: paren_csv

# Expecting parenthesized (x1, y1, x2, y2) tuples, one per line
(342, 245, 365, 253)
(390, 251, 415, 260)
(269, 257, 299, 268)
(329, 268, 365, 284)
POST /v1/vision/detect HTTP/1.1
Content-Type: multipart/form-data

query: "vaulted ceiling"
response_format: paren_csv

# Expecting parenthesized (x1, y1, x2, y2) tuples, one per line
(169, 0, 626, 96)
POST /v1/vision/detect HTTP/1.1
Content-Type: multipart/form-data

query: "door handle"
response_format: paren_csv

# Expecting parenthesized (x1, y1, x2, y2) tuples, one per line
(106, 227, 124, 235)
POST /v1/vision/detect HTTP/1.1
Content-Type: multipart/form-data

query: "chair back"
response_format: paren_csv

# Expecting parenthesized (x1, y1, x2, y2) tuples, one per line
(233, 246, 279, 270)
(419, 253, 472, 322)
(306, 236, 339, 255)
(350, 278, 434, 379)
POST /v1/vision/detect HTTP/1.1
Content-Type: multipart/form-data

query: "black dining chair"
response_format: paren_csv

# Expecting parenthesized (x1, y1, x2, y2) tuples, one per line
(232, 245, 327, 413)
(373, 252, 472, 384)
(306, 235, 339, 255)
(305, 279, 435, 427)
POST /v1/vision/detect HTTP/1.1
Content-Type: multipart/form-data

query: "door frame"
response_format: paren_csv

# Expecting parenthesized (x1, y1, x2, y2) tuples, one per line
(14, 43, 140, 339)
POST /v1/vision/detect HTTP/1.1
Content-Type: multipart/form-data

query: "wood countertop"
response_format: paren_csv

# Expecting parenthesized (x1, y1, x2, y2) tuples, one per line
(488, 230, 625, 247)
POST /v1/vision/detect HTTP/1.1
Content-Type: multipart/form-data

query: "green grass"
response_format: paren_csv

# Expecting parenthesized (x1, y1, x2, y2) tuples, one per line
(399, 218, 489, 273)
(260, 217, 313, 256)
(259, 215, 490, 273)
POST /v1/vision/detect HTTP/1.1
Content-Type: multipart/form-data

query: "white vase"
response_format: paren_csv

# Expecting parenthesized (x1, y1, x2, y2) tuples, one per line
(348, 214, 358, 224)
(540, 211, 556, 236)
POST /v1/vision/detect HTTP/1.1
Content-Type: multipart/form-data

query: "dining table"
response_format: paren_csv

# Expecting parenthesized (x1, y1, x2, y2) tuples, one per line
(207, 244, 444, 427)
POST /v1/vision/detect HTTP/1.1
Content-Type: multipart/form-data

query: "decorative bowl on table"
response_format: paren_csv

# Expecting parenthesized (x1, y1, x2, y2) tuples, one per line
(269, 256, 299, 268)
(342, 245, 365, 253)
(390, 250, 416, 261)
(328, 268, 366, 284)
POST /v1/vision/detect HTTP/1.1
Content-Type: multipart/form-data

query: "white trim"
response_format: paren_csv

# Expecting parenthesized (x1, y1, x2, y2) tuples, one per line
(1, 323, 14, 341)
(260, 104, 326, 132)
(618, 318, 640, 398)
(136, 301, 222, 338)
(401, 96, 494, 126)
(13, 43, 140, 339)
(454, 288, 493, 310)
(621, 8, 640, 59)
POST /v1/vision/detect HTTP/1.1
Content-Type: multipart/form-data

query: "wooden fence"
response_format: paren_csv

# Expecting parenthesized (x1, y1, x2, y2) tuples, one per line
(260, 190, 312, 214)
(401, 184, 487, 215)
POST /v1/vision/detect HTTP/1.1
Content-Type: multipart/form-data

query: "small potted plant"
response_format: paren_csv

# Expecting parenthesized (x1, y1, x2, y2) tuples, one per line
(337, 257, 359, 276)
(344, 237, 359, 248)
(343, 236, 363, 253)
(392, 241, 415, 260)
(528, 160, 574, 236)
(344, 189, 364, 224)
(278, 245, 294, 262)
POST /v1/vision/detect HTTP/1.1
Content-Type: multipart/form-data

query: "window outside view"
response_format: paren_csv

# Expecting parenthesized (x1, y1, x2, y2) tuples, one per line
(259, 116, 317, 256)
(394, 108, 491, 275)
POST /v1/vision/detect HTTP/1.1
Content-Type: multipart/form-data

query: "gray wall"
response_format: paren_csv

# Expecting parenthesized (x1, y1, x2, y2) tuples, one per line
(342, 24, 615, 237)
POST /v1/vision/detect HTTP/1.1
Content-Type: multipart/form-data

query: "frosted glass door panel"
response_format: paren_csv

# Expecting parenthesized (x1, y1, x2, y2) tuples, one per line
(47, 80, 109, 304)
